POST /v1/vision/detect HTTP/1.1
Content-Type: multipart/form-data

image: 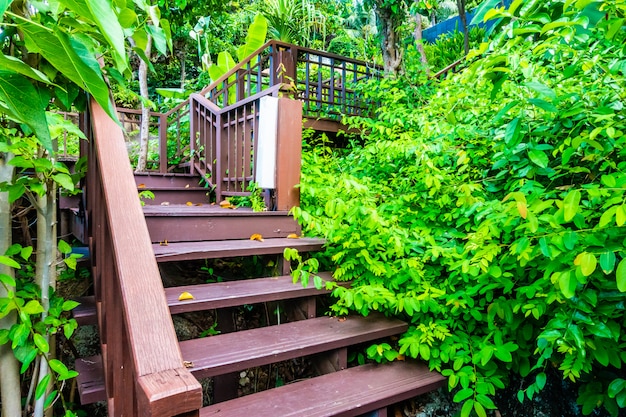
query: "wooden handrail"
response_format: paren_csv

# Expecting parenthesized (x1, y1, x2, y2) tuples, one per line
(87, 98, 202, 416)
(431, 58, 464, 80)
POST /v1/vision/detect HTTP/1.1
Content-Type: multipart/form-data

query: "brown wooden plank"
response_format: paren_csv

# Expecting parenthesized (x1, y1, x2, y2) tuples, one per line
(75, 356, 106, 404)
(167, 272, 342, 314)
(72, 296, 97, 326)
(200, 360, 445, 417)
(75, 273, 344, 322)
(153, 237, 324, 262)
(180, 314, 407, 379)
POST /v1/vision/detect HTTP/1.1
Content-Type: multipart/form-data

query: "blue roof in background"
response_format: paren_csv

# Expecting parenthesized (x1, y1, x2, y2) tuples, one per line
(423, 0, 512, 43)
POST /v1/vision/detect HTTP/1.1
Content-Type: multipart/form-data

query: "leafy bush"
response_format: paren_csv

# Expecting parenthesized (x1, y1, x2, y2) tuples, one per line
(424, 26, 485, 72)
(292, 1, 626, 416)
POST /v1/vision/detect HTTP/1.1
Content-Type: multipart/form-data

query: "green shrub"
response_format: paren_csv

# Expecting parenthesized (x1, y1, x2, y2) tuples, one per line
(292, 1, 626, 416)
(424, 26, 485, 72)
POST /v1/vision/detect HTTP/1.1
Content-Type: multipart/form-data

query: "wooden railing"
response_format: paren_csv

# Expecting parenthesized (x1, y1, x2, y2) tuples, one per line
(85, 98, 202, 416)
(190, 84, 302, 210)
(202, 40, 382, 121)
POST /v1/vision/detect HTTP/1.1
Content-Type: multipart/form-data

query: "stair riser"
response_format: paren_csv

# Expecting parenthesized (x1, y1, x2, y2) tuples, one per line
(141, 189, 210, 205)
(135, 174, 203, 188)
(146, 216, 301, 243)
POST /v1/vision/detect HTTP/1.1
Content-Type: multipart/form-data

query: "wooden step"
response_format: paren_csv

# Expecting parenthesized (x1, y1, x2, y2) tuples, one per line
(153, 237, 325, 262)
(75, 355, 106, 404)
(167, 272, 343, 314)
(74, 314, 408, 405)
(140, 187, 210, 205)
(73, 271, 339, 324)
(180, 314, 407, 379)
(200, 360, 446, 417)
(73, 296, 98, 326)
(144, 205, 301, 243)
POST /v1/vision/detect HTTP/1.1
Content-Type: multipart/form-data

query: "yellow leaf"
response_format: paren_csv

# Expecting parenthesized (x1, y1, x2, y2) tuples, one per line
(517, 201, 527, 219)
(186, 201, 193, 206)
(137, 183, 146, 188)
(250, 233, 264, 242)
(159, 240, 168, 246)
(178, 291, 194, 301)
(287, 233, 300, 239)
(183, 360, 194, 368)
(219, 200, 234, 209)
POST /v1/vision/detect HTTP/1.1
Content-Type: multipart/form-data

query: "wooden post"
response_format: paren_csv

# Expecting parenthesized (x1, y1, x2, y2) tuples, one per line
(159, 113, 168, 173)
(274, 98, 302, 211)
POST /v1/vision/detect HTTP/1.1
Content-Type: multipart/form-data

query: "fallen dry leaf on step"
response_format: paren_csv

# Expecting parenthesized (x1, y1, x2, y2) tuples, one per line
(159, 240, 168, 246)
(186, 201, 193, 206)
(287, 233, 300, 239)
(178, 291, 195, 301)
(195, 203, 203, 206)
(183, 361, 194, 368)
(250, 233, 264, 242)
(160, 201, 170, 206)
(185, 184, 190, 188)
(396, 354, 405, 361)
(219, 200, 234, 209)
(137, 183, 146, 188)
(337, 317, 347, 322)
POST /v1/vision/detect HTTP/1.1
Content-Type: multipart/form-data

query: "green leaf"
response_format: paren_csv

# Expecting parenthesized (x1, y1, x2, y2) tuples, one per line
(453, 387, 474, 402)
(44, 390, 58, 408)
(504, 117, 521, 145)
(525, 81, 557, 100)
(0, 255, 20, 269)
(559, 270, 577, 298)
(21, 246, 33, 260)
(563, 190, 581, 222)
(474, 400, 487, 417)
(0, 273, 16, 287)
(616, 259, 626, 292)
(470, 0, 501, 24)
(0, 54, 51, 84)
(0, 0, 10, 16)
(23, 300, 44, 315)
(536, 372, 547, 389)
(460, 399, 474, 417)
(528, 150, 549, 168)
(15, 17, 117, 122)
(84, 0, 127, 72)
(35, 374, 51, 400)
(34, 333, 49, 353)
(528, 98, 558, 113)
(0, 71, 52, 151)
(58, 240, 72, 255)
(600, 252, 616, 274)
(617, 205, 626, 227)
(236, 13, 267, 61)
(577, 252, 597, 277)
(52, 173, 75, 191)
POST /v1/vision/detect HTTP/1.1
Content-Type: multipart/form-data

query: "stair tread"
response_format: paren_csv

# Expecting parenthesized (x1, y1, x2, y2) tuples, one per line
(168, 272, 343, 314)
(180, 314, 407, 379)
(73, 314, 409, 405)
(200, 360, 446, 417)
(74, 271, 340, 321)
(153, 237, 325, 262)
(143, 204, 292, 217)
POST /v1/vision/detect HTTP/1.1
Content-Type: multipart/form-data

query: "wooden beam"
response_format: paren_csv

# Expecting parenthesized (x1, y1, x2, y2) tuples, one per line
(275, 98, 302, 211)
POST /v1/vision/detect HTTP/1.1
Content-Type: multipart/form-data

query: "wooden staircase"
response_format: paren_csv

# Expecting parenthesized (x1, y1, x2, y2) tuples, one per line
(74, 172, 445, 415)
(71, 41, 456, 416)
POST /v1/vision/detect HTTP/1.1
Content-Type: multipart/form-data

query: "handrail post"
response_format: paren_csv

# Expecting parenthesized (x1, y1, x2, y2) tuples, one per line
(276, 46, 296, 98)
(158, 113, 168, 173)
(274, 97, 302, 211)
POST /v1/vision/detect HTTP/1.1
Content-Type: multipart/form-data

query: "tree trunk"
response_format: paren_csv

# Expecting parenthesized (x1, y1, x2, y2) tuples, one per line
(413, 11, 429, 74)
(0, 152, 22, 417)
(135, 35, 153, 173)
(33, 178, 57, 417)
(457, 0, 469, 55)
(377, 8, 402, 75)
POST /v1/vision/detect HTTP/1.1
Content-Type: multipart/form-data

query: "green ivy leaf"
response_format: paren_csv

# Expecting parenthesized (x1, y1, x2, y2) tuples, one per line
(559, 270, 577, 298)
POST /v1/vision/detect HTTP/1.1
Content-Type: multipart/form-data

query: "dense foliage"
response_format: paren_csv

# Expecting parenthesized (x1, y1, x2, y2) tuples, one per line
(292, 1, 626, 415)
